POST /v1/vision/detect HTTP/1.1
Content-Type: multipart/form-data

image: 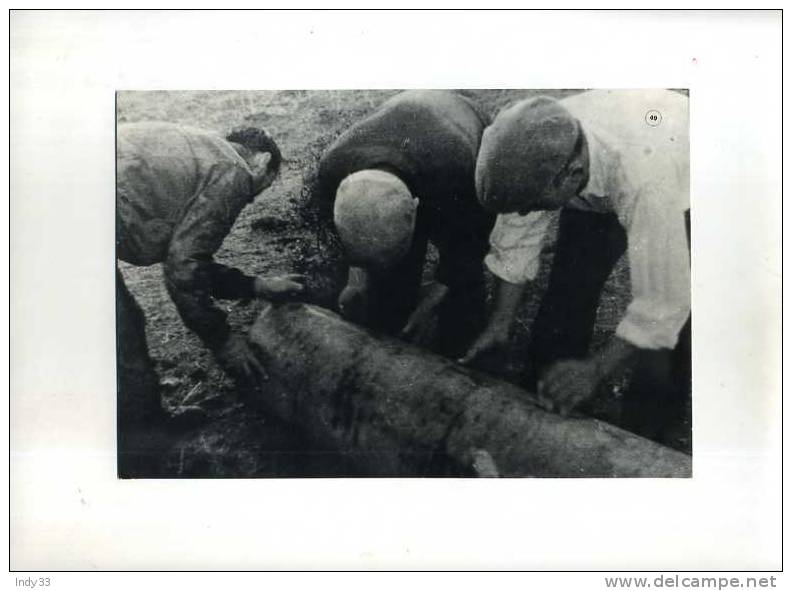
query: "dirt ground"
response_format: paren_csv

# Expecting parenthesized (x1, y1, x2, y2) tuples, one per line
(116, 89, 685, 478)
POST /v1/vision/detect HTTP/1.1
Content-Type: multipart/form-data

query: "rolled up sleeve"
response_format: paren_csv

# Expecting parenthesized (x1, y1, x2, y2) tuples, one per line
(484, 211, 553, 284)
(617, 179, 690, 350)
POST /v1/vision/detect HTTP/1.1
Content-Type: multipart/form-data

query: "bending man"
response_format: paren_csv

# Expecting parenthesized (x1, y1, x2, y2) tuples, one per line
(116, 122, 303, 475)
(463, 90, 691, 444)
(317, 90, 494, 357)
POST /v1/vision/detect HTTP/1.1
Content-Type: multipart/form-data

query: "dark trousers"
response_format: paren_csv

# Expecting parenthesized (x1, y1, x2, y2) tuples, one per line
(116, 267, 165, 476)
(367, 213, 490, 359)
(528, 209, 691, 443)
(435, 250, 489, 358)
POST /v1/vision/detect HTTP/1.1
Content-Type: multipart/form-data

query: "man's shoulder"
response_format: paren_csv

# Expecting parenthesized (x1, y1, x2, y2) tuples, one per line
(119, 121, 228, 150)
(122, 121, 244, 167)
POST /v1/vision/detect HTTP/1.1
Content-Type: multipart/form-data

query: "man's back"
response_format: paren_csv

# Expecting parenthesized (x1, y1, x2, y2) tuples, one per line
(561, 90, 690, 207)
(118, 122, 249, 220)
(116, 122, 252, 265)
(318, 90, 487, 203)
(561, 89, 688, 152)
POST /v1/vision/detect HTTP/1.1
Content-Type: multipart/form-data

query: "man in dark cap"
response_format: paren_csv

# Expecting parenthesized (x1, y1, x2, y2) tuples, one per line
(316, 90, 495, 357)
(461, 90, 690, 446)
(117, 121, 303, 475)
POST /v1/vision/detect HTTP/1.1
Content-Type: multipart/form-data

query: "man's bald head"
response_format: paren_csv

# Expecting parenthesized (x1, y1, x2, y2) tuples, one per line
(333, 170, 418, 270)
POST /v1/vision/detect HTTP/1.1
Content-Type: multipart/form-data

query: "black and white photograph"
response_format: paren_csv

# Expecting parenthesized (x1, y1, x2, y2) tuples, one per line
(10, 9, 782, 575)
(116, 88, 692, 479)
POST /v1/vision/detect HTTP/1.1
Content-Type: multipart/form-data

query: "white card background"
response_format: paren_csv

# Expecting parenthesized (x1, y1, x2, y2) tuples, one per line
(8, 9, 783, 573)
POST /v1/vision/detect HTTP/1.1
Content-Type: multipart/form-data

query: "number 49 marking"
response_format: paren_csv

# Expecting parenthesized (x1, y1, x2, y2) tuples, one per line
(645, 110, 662, 127)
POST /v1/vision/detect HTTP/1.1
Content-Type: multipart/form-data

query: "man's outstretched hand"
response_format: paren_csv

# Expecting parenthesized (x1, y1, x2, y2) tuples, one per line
(457, 278, 525, 366)
(537, 358, 600, 416)
(537, 339, 635, 415)
(215, 332, 268, 386)
(400, 281, 449, 346)
(253, 273, 305, 302)
(338, 283, 369, 325)
(457, 324, 510, 365)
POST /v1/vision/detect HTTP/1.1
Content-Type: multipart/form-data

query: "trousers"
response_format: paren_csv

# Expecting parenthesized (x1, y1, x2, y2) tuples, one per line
(528, 209, 691, 443)
(365, 209, 491, 359)
(116, 267, 166, 476)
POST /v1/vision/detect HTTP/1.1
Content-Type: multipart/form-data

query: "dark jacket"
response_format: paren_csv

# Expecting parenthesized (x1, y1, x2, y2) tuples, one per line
(317, 90, 494, 284)
(116, 121, 258, 349)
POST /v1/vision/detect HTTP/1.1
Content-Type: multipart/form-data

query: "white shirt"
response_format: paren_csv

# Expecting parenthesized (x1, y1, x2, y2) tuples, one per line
(485, 90, 690, 350)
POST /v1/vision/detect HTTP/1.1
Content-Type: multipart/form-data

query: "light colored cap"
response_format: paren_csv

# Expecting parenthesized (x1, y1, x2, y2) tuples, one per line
(476, 96, 579, 213)
(334, 169, 418, 268)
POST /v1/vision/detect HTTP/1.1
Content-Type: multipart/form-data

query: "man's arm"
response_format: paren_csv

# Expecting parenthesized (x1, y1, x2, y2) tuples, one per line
(200, 263, 303, 303)
(400, 280, 450, 345)
(402, 203, 489, 345)
(164, 165, 255, 348)
(538, 337, 637, 415)
(539, 173, 690, 415)
(163, 164, 279, 386)
(458, 210, 552, 364)
(198, 261, 256, 301)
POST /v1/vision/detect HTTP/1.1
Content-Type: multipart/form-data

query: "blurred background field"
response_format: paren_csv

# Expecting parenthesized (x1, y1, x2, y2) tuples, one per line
(116, 89, 635, 477)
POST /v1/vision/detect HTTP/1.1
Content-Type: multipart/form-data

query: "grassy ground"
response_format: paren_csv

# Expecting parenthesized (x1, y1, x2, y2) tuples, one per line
(117, 89, 658, 478)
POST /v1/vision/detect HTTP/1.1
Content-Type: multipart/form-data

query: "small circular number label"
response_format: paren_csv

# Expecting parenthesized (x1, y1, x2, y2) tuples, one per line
(645, 110, 662, 127)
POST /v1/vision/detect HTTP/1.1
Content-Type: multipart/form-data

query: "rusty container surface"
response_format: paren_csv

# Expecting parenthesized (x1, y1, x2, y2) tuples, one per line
(249, 303, 692, 478)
